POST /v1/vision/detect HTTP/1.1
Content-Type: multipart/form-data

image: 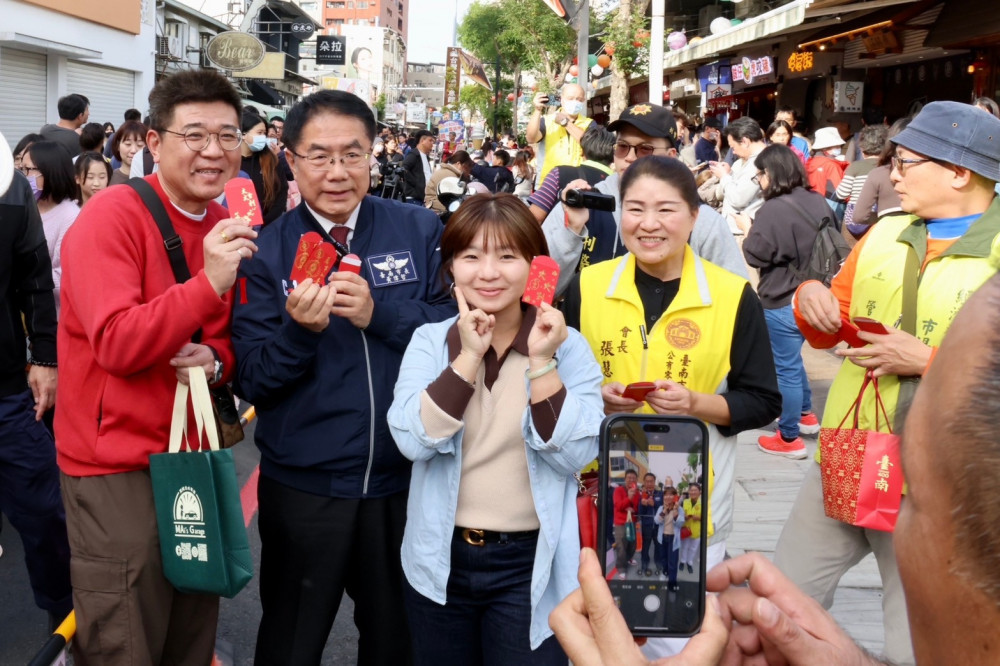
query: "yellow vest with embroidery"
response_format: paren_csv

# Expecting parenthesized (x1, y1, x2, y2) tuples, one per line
(539, 113, 593, 182)
(817, 204, 1000, 461)
(579, 247, 749, 538)
(683, 498, 704, 539)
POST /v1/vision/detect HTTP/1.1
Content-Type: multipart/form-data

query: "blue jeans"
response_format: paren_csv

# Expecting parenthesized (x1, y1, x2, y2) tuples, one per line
(640, 519, 661, 571)
(659, 534, 679, 584)
(763, 304, 813, 439)
(403, 531, 566, 666)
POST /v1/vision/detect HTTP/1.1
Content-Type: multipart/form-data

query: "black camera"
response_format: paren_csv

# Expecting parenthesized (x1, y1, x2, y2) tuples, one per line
(564, 189, 616, 212)
(380, 162, 405, 177)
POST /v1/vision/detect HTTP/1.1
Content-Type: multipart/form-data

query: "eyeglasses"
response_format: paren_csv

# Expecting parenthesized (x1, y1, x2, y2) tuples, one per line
(160, 128, 243, 152)
(19, 165, 41, 176)
(613, 141, 668, 159)
(891, 155, 936, 175)
(287, 149, 370, 171)
(751, 172, 765, 186)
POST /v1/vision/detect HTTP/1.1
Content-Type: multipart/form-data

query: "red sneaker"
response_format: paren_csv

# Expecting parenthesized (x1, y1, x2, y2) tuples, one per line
(798, 412, 821, 435)
(757, 432, 807, 459)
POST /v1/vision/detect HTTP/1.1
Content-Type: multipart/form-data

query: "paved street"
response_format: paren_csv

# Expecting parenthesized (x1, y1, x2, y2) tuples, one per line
(1, 344, 887, 663)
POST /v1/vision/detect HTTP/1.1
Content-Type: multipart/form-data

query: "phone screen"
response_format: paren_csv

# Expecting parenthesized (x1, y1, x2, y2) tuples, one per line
(598, 415, 709, 636)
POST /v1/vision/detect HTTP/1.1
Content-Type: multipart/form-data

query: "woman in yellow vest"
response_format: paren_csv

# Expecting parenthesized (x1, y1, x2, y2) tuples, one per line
(562, 156, 781, 606)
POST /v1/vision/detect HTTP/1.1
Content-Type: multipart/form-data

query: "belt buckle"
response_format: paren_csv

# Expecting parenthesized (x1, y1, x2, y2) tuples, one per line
(462, 528, 485, 547)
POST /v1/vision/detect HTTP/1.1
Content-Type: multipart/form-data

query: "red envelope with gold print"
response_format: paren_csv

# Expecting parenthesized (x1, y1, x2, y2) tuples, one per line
(305, 242, 338, 285)
(225, 178, 264, 227)
(290, 232, 323, 284)
(522, 256, 560, 307)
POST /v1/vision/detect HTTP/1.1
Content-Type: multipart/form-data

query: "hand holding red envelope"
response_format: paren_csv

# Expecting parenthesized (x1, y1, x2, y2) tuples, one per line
(290, 232, 338, 285)
(226, 178, 265, 227)
(340, 253, 363, 276)
(522, 256, 560, 307)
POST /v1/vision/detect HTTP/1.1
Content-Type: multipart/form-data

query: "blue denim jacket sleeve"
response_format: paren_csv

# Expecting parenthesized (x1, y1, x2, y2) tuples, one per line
(520, 328, 604, 475)
(387, 317, 462, 461)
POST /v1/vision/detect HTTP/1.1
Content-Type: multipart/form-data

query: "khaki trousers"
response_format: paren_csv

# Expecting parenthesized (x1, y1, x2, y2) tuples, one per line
(61, 470, 219, 666)
(773, 463, 914, 666)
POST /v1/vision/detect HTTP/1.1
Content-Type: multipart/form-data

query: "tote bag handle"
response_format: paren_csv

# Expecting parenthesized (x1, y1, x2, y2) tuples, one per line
(168, 366, 221, 453)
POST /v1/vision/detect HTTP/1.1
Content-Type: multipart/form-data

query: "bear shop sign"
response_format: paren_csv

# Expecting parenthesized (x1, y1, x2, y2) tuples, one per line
(207, 32, 266, 71)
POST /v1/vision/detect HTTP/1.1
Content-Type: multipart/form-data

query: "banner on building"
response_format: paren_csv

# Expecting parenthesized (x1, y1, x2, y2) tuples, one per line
(444, 47, 461, 109)
(405, 102, 427, 124)
(731, 55, 775, 90)
(834, 81, 864, 113)
(458, 50, 492, 90)
(317, 36, 346, 66)
(321, 76, 371, 105)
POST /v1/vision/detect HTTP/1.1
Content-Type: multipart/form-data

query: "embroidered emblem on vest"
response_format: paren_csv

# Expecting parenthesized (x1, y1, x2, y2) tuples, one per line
(666, 319, 701, 350)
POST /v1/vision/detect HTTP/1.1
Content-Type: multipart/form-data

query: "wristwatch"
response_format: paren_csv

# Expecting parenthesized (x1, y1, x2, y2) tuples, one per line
(558, 117, 569, 127)
(208, 346, 223, 384)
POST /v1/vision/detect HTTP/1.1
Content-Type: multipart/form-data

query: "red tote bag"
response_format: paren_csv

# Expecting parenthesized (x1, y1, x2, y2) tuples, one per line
(819, 374, 904, 532)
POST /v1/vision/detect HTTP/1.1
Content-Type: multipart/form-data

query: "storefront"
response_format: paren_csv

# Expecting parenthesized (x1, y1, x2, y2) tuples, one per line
(727, 53, 778, 122)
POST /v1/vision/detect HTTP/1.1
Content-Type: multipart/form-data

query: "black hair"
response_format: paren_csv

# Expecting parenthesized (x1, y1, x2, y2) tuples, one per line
(878, 116, 912, 167)
(270, 115, 284, 123)
(775, 105, 797, 120)
(862, 106, 885, 127)
(79, 123, 106, 152)
(283, 89, 376, 152)
(414, 129, 433, 142)
(351, 46, 372, 67)
(27, 140, 77, 204)
(147, 70, 242, 132)
(624, 469, 638, 478)
(75, 151, 112, 200)
(619, 155, 700, 214)
(580, 124, 615, 164)
(724, 116, 764, 143)
(494, 149, 510, 166)
(754, 144, 808, 200)
(112, 121, 147, 162)
(447, 150, 472, 167)
(689, 482, 702, 491)
(57, 94, 89, 121)
(241, 108, 267, 134)
(13, 133, 44, 160)
(102, 122, 116, 134)
(766, 119, 794, 144)
(643, 472, 656, 480)
(124, 108, 142, 122)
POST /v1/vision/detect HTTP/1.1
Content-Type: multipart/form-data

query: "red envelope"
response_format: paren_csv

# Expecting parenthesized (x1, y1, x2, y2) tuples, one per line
(226, 178, 264, 227)
(522, 256, 560, 307)
(340, 253, 363, 275)
(304, 242, 338, 285)
(290, 232, 324, 284)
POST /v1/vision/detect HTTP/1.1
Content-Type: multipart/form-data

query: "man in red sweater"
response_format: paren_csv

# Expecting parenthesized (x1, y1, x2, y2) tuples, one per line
(612, 468, 640, 579)
(55, 70, 257, 664)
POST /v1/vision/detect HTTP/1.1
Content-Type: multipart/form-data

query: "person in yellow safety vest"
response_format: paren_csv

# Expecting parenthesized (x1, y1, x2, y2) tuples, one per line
(774, 101, 1000, 666)
(679, 482, 703, 574)
(561, 155, 781, 660)
(526, 83, 593, 185)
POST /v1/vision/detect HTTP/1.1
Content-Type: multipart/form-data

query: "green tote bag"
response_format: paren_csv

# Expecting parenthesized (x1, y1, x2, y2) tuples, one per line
(150, 367, 253, 598)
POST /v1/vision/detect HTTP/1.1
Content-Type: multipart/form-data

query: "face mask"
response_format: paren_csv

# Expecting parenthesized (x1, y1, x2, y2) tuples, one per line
(267, 137, 278, 148)
(828, 147, 843, 157)
(248, 135, 268, 152)
(562, 100, 584, 116)
(28, 175, 42, 201)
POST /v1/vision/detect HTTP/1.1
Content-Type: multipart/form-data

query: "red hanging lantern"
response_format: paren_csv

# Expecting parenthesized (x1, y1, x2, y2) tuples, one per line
(507, 93, 515, 101)
(569, 64, 579, 76)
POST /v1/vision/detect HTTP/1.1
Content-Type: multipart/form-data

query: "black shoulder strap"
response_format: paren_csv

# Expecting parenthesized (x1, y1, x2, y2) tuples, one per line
(125, 179, 202, 343)
(782, 194, 827, 231)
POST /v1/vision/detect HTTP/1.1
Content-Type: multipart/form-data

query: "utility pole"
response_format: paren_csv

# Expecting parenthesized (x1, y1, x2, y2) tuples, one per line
(649, 0, 664, 106)
(575, 0, 589, 94)
(494, 52, 501, 135)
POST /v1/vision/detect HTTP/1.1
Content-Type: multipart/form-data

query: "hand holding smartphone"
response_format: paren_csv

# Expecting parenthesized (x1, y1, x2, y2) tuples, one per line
(598, 415, 709, 637)
(621, 381, 655, 402)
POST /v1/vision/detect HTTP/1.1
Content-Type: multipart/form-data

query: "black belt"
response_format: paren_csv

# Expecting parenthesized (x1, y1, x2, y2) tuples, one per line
(454, 526, 539, 547)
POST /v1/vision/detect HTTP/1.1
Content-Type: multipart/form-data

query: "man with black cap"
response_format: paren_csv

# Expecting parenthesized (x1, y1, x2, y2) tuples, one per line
(542, 103, 747, 295)
(773, 100, 1000, 666)
(694, 116, 723, 164)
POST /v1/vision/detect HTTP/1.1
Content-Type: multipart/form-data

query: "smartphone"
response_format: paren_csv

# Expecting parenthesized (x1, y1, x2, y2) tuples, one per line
(622, 381, 656, 401)
(597, 414, 710, 637)
(853, 317, 888, 335)
(691, 162, 710, 172)
(838, 318, 866, 348)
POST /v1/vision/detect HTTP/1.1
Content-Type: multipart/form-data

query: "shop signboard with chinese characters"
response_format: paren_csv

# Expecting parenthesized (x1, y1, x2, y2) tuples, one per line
(730, 55, 775, 91)
(316, 35, 346, 66)
(779, 49, 840, 80)
(444, 47, 461, 109)
(835, 81, 864, 113)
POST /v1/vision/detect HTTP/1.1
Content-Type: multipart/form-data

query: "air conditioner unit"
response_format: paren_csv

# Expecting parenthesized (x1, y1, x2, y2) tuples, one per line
(168, 36, 183, 59)
(157, 36, 171, 57)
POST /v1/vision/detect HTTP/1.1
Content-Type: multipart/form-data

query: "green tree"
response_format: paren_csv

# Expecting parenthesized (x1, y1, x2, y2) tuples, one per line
(373, 93, 387, 121)
(458, 0, 578, 126)
(460, 84, 513, 136)
(601, 0, 651, 118)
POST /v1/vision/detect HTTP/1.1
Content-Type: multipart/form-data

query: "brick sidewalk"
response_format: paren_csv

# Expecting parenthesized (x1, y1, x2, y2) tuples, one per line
(728, 343, 886, 656)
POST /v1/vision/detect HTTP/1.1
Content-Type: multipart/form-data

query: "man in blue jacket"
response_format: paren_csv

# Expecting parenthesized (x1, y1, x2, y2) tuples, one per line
(232, 90, 455, 665)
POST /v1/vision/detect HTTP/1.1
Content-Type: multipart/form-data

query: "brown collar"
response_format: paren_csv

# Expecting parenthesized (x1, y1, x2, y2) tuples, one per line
(446, 303, 536, 385)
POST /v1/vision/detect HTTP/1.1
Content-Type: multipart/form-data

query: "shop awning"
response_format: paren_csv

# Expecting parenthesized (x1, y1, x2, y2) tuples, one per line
(662, 0, 811, 68)
(924, 0, 1000, 48)
(249, 80, 283, 106)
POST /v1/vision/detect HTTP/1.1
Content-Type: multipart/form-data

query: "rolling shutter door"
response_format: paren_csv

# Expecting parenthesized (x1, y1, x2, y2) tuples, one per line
(0, 49, 48, 143)
(66, 61, 136, 128)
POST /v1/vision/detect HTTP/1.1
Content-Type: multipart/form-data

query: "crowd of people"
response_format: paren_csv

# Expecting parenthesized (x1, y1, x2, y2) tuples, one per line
(2, 66, 1000, 666)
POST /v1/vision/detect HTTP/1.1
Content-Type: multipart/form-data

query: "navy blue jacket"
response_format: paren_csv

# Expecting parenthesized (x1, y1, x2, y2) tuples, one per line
(232, 196, 456, 498)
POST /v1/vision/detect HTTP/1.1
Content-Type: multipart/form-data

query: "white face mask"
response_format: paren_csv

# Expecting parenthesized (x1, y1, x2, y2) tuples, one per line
(562, 100, 585, 116)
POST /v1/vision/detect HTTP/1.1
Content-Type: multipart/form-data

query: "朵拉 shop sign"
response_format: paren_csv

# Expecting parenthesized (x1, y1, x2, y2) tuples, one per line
(206, 32, 266, 71)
